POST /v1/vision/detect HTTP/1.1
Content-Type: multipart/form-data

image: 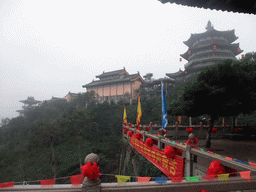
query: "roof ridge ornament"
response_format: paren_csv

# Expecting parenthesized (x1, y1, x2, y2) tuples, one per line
(206, 21, 214, 31)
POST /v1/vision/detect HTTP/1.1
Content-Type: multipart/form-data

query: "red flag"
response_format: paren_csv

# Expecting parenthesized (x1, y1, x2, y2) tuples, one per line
(137, 177, 151, 182)
(70, 174, 84, 185)
(0, 181, 14, 188)
(40, 178, 56, 185)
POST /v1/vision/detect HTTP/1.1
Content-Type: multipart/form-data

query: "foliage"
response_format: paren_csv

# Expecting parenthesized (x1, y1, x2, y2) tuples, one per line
(168, 59, 256, 147)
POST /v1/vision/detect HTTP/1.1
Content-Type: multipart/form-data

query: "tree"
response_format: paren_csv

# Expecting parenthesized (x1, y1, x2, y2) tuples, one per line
(143, 73, 153, 82)
(168, 59, 256, 148)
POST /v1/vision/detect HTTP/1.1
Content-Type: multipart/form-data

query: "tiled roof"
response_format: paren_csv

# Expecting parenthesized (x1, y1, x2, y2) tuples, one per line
(159, 0, 256, 15)
(184, 29, 238, 48)
(83, 73, 144, 88)
(166, 69, 184, 78)
(96, 68, 127, 78)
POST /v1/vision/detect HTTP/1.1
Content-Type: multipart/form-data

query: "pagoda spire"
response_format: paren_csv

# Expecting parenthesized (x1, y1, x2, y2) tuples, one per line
(206, 21, 214, 31)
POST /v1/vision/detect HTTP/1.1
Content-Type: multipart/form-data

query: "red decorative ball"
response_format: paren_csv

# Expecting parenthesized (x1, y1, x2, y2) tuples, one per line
(186, 127, 193, 133)
(150, 122, 153, 126)
(164, 146, 176, 159)
(212, 127, 217, 133)
(135, 132, 142, 140)
(206, 161, 226, 178)
(81, 162, 100, 180)
(234, 128, 239, 132)
(123, 129, 127, 134)
(145, 138, 154, 147)
(175, 122, 178, 125)
(146, 126, 150, 132)
(128, 131, 133, 137)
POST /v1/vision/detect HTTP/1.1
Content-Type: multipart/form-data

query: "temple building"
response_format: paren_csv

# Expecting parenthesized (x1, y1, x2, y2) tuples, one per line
(64, 92, 79, 102)
(166, 21, 243, 81)
(82, 68, 146, 103)
(16, 96, 41, 116)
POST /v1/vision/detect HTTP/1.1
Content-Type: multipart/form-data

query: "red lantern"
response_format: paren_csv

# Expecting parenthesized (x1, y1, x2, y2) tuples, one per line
(185, 71, 188, 74)
(179, 58, 182, 62)
(149, 122, 153, 126)
(241, 54, 245, 58)
(237, 47, 241, 52)
(146, 126, 150, 132)
(123, 129, 127, 134)
(188, 50, 191, 55)
(175, 122, 178, 125)
(213, 45, 217, 50)
(200, 122, 203, 126)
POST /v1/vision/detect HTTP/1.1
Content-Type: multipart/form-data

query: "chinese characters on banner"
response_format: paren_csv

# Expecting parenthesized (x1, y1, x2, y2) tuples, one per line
(130, 136, 184, 178)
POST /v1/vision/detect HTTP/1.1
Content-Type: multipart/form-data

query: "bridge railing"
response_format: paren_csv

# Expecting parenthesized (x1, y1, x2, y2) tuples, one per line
(122, 124, 256, 178)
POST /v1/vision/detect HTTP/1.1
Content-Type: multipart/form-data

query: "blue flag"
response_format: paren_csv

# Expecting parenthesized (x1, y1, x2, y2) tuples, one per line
(161, 81, 168, 131)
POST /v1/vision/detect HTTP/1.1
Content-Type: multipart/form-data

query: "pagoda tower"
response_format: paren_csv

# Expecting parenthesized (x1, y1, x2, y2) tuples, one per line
(16, 96, 41, 116)
(166, 21, 243, 80)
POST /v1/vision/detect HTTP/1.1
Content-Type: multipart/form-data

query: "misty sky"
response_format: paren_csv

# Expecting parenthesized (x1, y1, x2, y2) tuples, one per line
(1, 0, 256, 119)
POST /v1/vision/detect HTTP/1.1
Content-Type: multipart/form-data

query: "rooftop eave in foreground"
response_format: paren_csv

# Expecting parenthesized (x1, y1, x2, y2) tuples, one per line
(158, 0, 256, 15)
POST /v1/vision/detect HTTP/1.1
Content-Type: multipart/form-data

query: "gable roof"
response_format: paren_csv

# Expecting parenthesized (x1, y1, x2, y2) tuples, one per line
(159, 0, 256, 15)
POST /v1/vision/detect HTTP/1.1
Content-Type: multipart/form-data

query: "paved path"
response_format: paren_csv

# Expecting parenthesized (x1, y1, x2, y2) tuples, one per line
(176, 138, 256, 163)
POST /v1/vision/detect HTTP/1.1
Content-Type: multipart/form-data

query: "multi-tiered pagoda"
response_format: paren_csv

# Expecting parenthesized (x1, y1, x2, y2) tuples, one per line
(166, 21, 243, 80)
(16, 96, 41, 116)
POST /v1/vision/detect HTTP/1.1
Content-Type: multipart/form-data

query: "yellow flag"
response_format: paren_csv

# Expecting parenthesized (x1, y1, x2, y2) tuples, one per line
(115, 175, 130, 184)
(218, 174, 229, 183)
(178, 116, 181, 124)
(123, 105, 127, 124)
(136, 95, 142, 126)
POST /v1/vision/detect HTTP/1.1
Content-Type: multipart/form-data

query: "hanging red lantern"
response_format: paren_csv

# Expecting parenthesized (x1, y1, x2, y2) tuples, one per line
(179, 58, 182, 62)
(241, 54, 245, 58)
(213, 45, 217, 50)
(188, 50, 191, 55)
(234, 128, 239, 132)
(237, 47, 241, 52)
(200, 122, 203, 126)
(123, 129, 127, 134)
(185, 71, 188, 74)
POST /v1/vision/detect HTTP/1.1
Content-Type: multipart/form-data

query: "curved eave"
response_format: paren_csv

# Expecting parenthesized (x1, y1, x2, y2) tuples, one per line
(180, 52, 189, 61)
(159, 0, 256, 15)
(183, 29, 238, 48)
(130, 76, 147, 85)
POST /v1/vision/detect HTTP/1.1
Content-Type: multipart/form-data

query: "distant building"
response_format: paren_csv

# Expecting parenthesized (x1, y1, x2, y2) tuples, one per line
(139, 77, 175, 99)
(64, 92, 79, 102)
(82, 68, 146, 103)
(166, 21, 243, 81)
(16, 96, 41, 116)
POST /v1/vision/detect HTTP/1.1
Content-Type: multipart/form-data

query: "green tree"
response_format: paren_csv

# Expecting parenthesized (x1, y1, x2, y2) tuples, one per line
(169, 59, 256, 148)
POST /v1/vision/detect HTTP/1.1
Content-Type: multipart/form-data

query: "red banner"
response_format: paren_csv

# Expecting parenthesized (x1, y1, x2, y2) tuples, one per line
(130, 135, 184, 178)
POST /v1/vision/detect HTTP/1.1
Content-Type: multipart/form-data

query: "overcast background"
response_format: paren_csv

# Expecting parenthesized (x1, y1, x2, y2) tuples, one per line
(1, 0, 256, 119)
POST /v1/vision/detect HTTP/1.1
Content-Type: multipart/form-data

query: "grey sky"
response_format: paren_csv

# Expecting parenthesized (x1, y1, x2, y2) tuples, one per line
(1, 0, 256, 119)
